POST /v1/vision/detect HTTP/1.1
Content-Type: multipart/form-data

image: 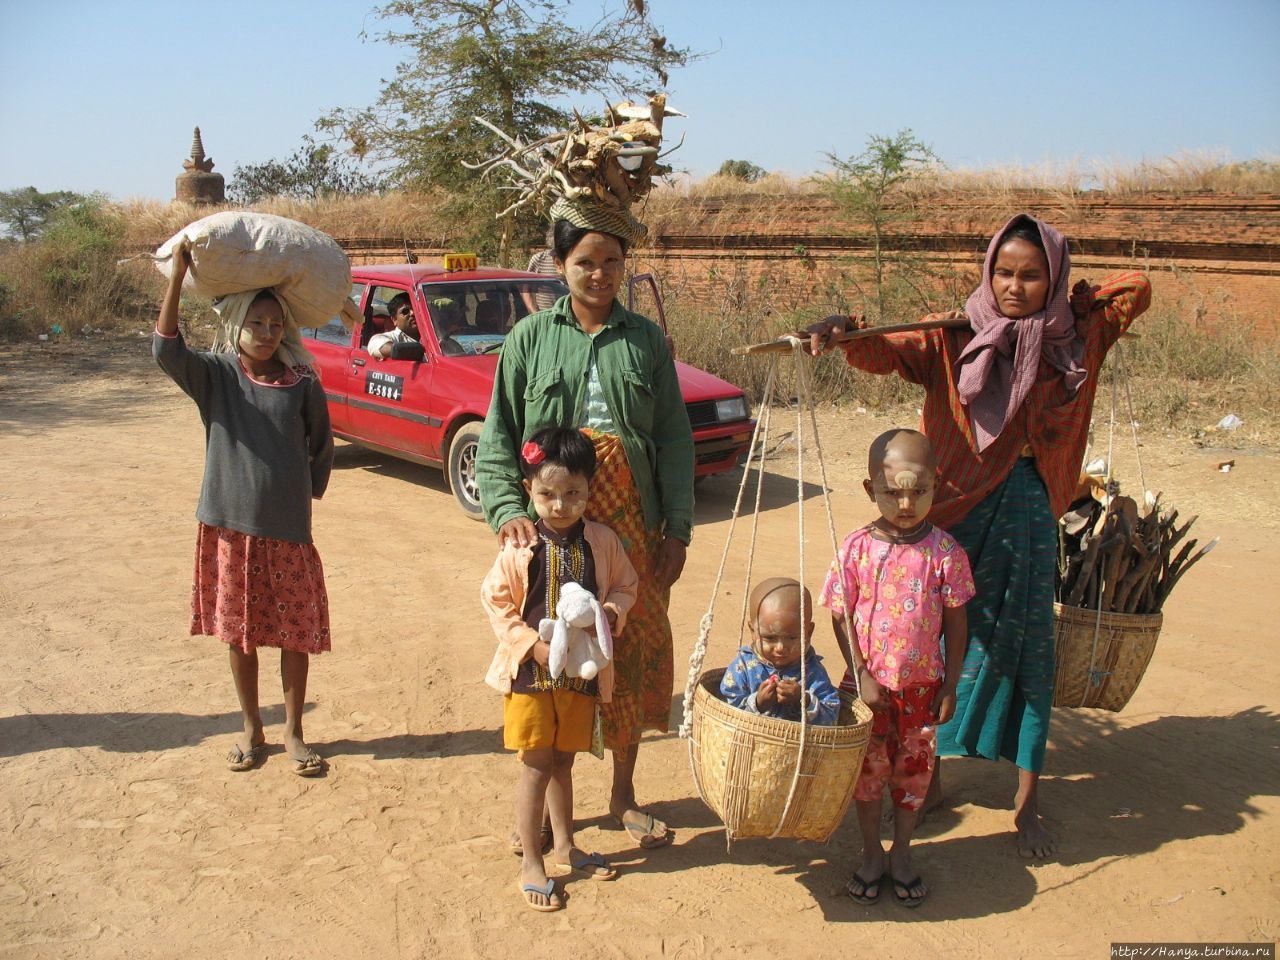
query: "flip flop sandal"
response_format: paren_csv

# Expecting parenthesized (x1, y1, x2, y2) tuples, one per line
(289, 750, 326, 778)
(517, 877, 563, 913)
(509, 824, 554, 858)
(226, 742, 266, 772)
(846, 870, 884, 905)
(567, 852, 617, 881)
(614, 811, 673, 849)
(892, 875, 927, 908)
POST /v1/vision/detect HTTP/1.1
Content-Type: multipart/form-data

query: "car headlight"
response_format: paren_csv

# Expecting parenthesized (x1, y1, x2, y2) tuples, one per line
(715, 396, 748, 422)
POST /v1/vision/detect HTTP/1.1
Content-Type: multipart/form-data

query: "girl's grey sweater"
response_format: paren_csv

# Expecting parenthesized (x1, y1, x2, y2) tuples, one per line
(155, 333, 333, 544)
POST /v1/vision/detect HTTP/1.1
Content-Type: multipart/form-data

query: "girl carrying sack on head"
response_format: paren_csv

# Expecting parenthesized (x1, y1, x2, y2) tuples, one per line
(154, 237, 334, 777)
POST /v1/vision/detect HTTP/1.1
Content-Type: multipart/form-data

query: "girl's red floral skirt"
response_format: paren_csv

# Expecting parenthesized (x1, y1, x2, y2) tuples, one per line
(191, 523, 330, 655)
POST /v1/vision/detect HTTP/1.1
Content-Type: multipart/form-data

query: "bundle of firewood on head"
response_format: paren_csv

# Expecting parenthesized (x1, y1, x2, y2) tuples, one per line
(463, 94, 685, 245)
(1057, 471, 1218, 616)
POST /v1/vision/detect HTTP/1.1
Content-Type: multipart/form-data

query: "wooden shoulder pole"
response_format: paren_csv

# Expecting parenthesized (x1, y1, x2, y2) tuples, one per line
(731, 317, 971, 356)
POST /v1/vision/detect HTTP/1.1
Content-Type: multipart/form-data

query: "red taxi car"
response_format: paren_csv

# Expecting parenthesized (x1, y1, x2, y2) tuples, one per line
(299, 258, 754, 518)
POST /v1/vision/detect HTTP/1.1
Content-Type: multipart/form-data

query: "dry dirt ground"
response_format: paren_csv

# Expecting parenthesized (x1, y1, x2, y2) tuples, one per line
(1, 336, 1276, 959)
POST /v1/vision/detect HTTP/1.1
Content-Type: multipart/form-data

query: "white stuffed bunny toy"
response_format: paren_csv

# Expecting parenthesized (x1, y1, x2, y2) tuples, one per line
(540, 581, 614, 681)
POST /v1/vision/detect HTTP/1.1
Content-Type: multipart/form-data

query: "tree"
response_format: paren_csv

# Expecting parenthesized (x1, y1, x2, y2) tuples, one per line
(228, 137, 384, 205)
(823, 129, 941, 320)
(0, 187, 85, 241)
(318, 0, 697, 261)
(716, 159, 766, 183)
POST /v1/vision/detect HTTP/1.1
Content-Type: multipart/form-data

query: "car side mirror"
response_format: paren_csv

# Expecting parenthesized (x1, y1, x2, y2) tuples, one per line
(389, 340, 426, 362)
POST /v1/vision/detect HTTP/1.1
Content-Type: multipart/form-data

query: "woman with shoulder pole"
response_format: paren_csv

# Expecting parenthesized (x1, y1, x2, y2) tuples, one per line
(807, 214, 1151, 858)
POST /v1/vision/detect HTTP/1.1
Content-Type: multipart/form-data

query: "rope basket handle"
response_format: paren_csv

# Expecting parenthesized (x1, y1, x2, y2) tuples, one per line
(1081, 337, 1146, 705)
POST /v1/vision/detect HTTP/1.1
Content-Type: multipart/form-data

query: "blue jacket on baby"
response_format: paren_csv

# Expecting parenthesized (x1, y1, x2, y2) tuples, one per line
(719, 646, 842, 725)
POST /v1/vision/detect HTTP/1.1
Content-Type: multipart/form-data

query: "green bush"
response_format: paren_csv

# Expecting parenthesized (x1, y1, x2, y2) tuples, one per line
(0, 197, 156, 340)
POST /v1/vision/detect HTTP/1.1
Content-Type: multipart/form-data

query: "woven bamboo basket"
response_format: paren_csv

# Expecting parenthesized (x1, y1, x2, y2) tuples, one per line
(1052, 602, 1163, 711)
(688, 668, 874, 842)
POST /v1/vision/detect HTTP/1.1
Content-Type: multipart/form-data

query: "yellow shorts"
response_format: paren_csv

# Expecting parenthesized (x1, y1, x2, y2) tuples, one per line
(504, 689, 595, 753)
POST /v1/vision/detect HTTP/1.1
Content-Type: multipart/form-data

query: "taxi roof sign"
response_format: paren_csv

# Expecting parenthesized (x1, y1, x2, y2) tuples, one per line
(443, 252, 478, 272)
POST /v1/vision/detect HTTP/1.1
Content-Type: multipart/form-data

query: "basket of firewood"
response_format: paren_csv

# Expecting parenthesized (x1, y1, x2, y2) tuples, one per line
(1054, 475, 1216, 710)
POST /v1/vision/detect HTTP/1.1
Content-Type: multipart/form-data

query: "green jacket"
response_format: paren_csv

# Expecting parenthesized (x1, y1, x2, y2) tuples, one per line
(477, 296, 695, 544)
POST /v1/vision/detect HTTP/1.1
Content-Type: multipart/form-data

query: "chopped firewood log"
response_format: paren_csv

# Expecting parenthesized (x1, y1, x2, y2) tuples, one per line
(1057, 474, 1213, 615)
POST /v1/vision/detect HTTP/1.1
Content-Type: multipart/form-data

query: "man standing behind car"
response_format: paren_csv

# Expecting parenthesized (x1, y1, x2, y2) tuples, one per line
(368, 293, 421, 359)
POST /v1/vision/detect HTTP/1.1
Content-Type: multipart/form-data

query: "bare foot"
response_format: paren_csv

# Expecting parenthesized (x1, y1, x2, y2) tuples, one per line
(615, 809, 671, 848)
(847, 851, 886, 904)
(609, 803, 672, 849)
(283, 731, 311, 760)
(227, 726, 266, 771)
(888, 850, 927, 907)
(517, 859, 562, 912)
(236, 734, 264, 753)
(1014, 767, 1054, 858)
(508, 820, 552, 857)
(283, 733, 326, 776)
(553, 848, 617, 881)
(1015, 810, 1056, 859)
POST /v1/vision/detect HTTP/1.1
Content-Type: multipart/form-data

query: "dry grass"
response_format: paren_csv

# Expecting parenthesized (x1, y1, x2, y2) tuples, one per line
(653, 153, 1280, 212)
(1112, 270, 1280, 444)
(1090, 151, 1280, 195)
(662, 264, 924, 414)
(653, 171, 818, 198)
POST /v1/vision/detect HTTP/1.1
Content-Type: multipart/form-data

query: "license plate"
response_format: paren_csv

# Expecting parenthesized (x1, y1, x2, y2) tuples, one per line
(366, 370, 403, 402)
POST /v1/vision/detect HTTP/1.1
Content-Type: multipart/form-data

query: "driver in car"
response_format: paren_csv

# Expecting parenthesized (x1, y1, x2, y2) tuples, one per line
(368, 293, 421, 359)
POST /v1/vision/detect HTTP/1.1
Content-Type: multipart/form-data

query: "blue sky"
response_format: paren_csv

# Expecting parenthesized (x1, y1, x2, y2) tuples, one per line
(2, 0, 1277, 201)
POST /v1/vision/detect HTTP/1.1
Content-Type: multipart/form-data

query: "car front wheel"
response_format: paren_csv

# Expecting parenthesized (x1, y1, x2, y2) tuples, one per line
(446, 421, 485, 520)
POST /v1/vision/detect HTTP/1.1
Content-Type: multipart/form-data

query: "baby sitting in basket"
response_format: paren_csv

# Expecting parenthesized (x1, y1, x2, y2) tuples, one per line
(719, 577, 842, 725)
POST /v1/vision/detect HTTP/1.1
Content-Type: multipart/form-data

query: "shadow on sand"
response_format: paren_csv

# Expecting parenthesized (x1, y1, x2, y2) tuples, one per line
(692, 465, 829, 524)
(0, 703, 500, 762)
(680, 706, 1277, 921)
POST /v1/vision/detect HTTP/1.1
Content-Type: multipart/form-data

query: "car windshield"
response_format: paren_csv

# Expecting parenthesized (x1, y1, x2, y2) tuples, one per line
(417, 279, 567, 355)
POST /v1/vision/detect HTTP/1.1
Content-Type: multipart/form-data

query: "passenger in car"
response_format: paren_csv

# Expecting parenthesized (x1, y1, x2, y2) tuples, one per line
(430, 296, 469, 338)
(475, 297, 508, 333)
(368, 293, 420, 359)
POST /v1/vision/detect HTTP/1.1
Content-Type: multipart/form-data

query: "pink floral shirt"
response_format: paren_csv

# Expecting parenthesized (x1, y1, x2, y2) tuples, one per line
(819, 525, 976, 691)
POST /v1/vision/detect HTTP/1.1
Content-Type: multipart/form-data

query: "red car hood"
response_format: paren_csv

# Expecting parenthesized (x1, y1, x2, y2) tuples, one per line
(674, 360, 742, 402)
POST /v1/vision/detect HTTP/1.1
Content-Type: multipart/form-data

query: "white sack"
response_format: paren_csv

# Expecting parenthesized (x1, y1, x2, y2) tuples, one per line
(154, 212, 362, 329)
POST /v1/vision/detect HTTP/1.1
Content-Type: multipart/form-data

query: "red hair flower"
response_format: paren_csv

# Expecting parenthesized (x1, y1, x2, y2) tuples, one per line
(521, 440, 546, 465)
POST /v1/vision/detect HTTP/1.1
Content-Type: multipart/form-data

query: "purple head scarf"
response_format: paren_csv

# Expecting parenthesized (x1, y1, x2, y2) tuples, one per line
(956, 214, 1085, 452)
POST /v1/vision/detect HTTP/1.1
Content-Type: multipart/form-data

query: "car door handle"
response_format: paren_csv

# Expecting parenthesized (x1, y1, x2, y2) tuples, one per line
(352, 358, 366, 367)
